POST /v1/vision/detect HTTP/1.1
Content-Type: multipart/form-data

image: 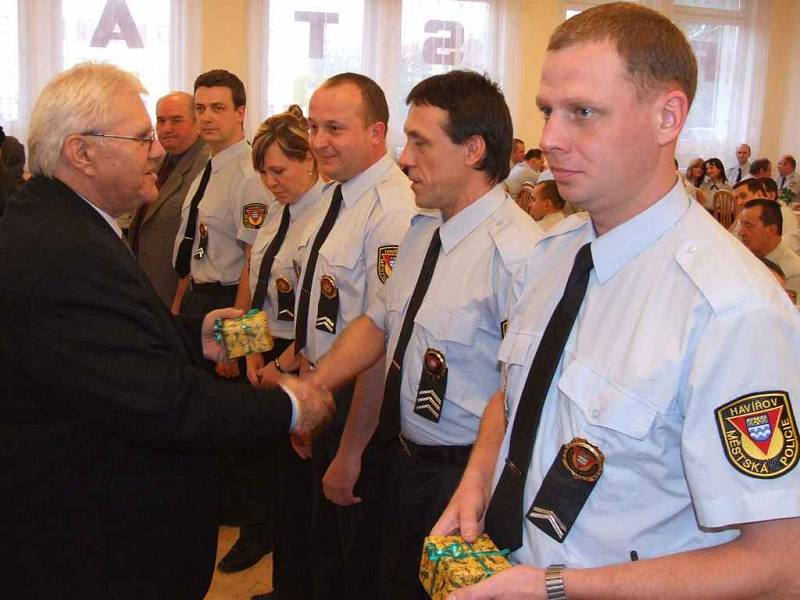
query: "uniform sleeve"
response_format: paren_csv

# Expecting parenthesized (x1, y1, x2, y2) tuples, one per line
(681, 304, 800, 528)
(362, 204, 413, 312)
(235, 173, 270, 245)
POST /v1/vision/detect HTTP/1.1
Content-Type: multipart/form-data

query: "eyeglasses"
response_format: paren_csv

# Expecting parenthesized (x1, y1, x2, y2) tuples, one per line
(81, 130, 156, 151)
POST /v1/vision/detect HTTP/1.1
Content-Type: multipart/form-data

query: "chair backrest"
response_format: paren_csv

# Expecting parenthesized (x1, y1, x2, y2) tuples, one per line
(713, 190, 737, 229)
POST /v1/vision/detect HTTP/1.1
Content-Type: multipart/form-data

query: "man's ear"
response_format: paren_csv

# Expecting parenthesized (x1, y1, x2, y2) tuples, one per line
(463, 134, 487, 169)
(654, 90, 689, 147)
(368, 121, 387, 145)
(62, 134, 97, 176)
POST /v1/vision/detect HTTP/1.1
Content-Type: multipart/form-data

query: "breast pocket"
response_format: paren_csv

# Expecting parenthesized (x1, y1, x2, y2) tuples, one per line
(413, 303, 489, 418)
(557, 357, 658, 445)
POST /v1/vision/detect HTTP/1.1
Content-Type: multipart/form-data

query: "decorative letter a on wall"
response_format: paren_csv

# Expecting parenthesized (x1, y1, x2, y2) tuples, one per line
(91, 0, 144, 48)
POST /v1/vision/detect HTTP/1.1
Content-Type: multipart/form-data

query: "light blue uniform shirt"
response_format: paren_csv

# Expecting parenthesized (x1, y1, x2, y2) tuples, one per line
(368, 185, 542, 446)
(296, 154, 416, 364)
(249, 179, 328, 339)
(497, 180, 800, 568)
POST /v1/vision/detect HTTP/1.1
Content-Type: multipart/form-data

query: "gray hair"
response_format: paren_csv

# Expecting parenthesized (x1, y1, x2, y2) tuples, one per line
(29, 62, 146, 177)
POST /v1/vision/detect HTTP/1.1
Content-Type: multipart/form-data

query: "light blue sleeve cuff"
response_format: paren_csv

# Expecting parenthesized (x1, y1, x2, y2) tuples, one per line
(279, 383, 299, 432)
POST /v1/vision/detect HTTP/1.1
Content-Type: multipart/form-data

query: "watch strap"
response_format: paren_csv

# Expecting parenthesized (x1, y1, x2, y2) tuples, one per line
(545, 564, 567, 600)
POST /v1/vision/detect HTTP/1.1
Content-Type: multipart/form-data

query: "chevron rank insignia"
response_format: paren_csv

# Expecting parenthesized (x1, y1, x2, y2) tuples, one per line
(414, 349, 448, 423)
(715, 391, 798, 479)
(315, 275, 339, 334)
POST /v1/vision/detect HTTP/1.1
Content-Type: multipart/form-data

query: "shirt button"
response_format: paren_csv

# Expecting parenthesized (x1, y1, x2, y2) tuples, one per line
(687, 244, 697, 253)
(591, 408, 601, 418)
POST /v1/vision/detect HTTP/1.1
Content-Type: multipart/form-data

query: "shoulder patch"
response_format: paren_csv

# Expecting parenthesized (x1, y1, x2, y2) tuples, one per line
(377, 245, 399, 283)
(243, 203, 267, 229)
(715, 391, 798, 479)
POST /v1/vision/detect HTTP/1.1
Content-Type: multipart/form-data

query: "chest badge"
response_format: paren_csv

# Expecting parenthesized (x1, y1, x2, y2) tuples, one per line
(315, 274, 339, 334)
(715, 391, 798, 479)
(193, 222, 208, 260)
(414, 349, 448, 423)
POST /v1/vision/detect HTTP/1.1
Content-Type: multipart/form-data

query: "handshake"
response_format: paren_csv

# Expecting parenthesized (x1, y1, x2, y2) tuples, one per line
(201, 308, 335, 455)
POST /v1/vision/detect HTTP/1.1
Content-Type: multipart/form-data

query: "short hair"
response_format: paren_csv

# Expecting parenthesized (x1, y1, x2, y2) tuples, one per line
(252, 105, 316, 177)
(704, 157, 727, 183)
(194, 69, 246, 108)
(156, 91, 196, 122)
(749, 158, 771, 176)
(744, 198, 783, 236)
(406, 70, 513, 184)
(783, 155, 797, 169)
(320, 72, 389, 128)
(525, 148, 543, 161)
(757, 177, 778, 198)
(733, 178, 765, 195)
(29, 62, 145, 177)
(512, 138, 524, 148)
(548, 2, 697, 107)
(536, 179, 565, 210)
(738, 143, 751, 154)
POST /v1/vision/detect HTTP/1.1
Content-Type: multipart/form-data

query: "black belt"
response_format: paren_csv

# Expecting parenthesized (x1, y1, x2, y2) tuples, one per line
(188, 278, 236, 292)
(398, 435, 472, 465)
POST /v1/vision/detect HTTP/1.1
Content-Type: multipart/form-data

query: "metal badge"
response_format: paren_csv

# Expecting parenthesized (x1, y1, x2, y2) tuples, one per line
(193, 222, 208, 260)
(320, 274, 338, 299)
(423, 348, 447, 378)
(562, 438, 605, 482)
(276, 277, 293, 294)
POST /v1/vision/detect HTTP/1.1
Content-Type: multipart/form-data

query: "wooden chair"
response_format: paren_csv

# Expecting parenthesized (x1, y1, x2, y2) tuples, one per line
(713, 190, 737, 229)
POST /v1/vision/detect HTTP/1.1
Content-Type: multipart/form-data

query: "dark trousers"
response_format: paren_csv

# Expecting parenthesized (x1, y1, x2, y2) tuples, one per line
(379, 439, 471, 600)
(181, 283, 276, 534)
(311, 418, 399, 600)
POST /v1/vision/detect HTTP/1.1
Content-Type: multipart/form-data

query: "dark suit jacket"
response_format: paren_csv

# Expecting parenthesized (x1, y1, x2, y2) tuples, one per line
(0, 177, 292, 599)
(129, 138, 210, 305)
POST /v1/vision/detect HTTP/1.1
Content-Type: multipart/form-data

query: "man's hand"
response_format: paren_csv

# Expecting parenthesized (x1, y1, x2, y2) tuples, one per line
(322, 450, 362, 506)
(445, 565, 544, 600)
(201, 307, 243, 362)
(279, 373, 334, 439)
(257, 359, 283, 389)
(215, 358, 241, 378)
(431, 472, 491, 542)
(246, 353, 265, 387)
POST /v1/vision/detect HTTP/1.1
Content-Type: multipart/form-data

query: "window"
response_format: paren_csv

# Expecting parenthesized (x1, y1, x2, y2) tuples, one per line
(0, 0, 18, 123)
(561, 0, 767, 169)
(249, 0, 522, 154)
(0, 0, 200, 147)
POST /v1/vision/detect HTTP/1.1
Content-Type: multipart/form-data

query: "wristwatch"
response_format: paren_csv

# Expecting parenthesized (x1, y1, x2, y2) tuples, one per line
(273, 357, 287, 374)
(545, 564, 567, 600)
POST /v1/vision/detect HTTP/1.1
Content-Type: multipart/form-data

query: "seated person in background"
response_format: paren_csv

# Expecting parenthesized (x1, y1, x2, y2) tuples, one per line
(777, 154, 800, 206)
(748, 157, 772, 180)
(739, 198, 800, 304)
(699, 157, 732, 209)
(529, 179, 566, 231)
(685, 156, 706, 206)
(505, 147, 545, 198)
(759, 176, 798, 235)
(726, 143, 751, 185)
(761, 257, 797, 304)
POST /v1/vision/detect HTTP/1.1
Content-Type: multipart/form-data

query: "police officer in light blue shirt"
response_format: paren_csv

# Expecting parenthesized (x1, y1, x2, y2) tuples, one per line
(435, 5, 800, 600)
(305, 71, 542, 600)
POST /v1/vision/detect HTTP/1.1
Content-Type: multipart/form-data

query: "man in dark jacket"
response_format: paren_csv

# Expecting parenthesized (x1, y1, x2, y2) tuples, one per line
(0, 62, 332, 600)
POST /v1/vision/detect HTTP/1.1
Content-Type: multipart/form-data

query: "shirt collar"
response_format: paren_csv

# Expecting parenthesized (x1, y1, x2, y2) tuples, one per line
(440, 184, 505, 254)
(210, 138, 249, 172)
(590, 178, 691, 284)
(77, 193, 124, 238)
(339, 152, 392, 207)
(289, 177, 325, 219)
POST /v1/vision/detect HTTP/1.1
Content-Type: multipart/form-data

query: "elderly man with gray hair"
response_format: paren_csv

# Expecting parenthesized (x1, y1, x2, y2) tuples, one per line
(0, 62, 332, 599)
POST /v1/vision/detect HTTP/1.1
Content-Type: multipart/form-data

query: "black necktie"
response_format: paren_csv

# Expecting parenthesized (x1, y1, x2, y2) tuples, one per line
(251, 204, 291, 310)
(736, 168, 742, 184)
(780, 177, 786, 190)
(380, 228, 442, 436)
(485, 242, 594, 552)
(174, 158, 212, 278)
(294, 184, 343, 352)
